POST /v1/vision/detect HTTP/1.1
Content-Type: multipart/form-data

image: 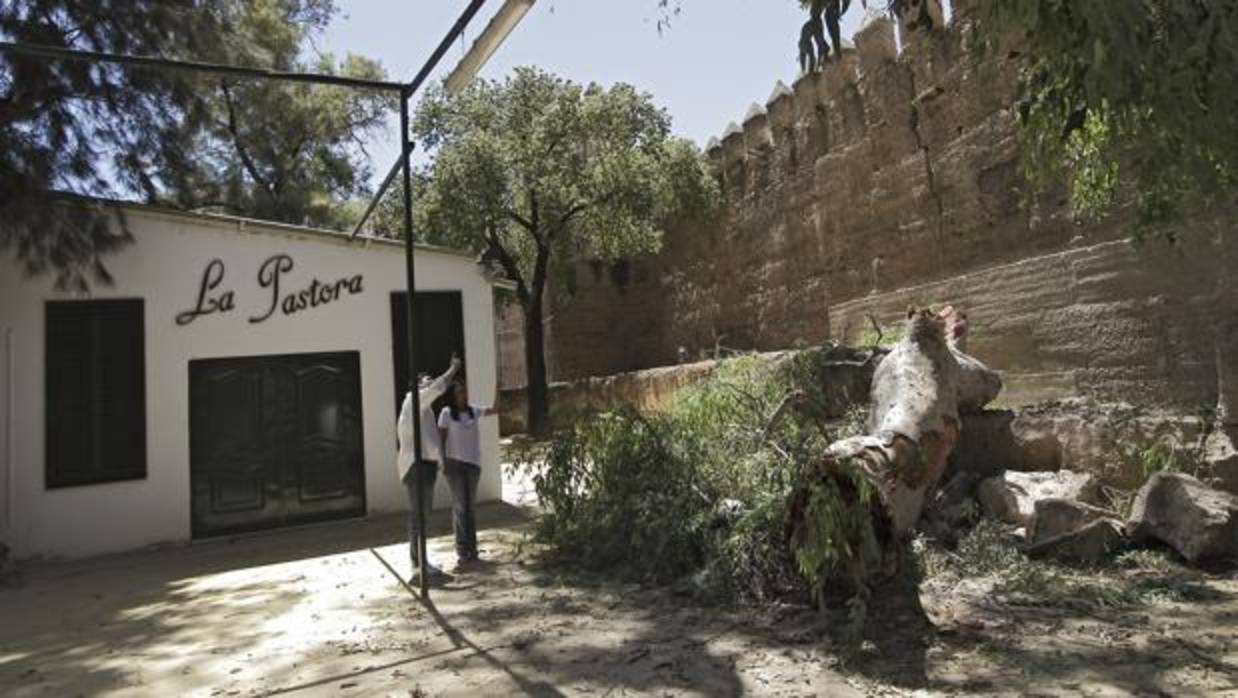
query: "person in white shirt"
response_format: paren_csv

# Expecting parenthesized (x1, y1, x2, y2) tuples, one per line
(396, 355, 460, 583)
(437, 380, 497, 566)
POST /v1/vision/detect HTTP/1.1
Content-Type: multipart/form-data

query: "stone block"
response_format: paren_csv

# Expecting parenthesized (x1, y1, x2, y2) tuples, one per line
(1204, 426, 1238, 495)
(1027, 518, 1126, 563)
(1030, 498, 1116, 545)
(1128, 472, 1238, 564)
(855, 15, 897, 76)
(977, 470, 1099, 526)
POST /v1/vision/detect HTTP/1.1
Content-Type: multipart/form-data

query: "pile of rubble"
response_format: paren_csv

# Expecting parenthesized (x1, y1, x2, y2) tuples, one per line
(916, 396, 1238, 568)
(970, 467, 1237, 565)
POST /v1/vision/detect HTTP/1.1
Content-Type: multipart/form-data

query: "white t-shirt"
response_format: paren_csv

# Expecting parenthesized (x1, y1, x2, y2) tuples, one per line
(438, 405, 487, 466)
(396, 373, 453, 480)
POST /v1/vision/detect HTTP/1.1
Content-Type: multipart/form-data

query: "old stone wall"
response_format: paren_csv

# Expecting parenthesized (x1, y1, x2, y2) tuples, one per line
(830, 228, 1234, 411)
(500, 7, 1234, 414)
(498, 358, 722, 435)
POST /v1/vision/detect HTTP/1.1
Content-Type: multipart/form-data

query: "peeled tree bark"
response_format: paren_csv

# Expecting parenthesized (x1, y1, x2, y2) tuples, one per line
(786, 306, 1002, 587)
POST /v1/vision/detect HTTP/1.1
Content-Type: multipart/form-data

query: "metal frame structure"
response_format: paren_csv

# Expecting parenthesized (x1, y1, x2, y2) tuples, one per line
(0, 0, 535, 599)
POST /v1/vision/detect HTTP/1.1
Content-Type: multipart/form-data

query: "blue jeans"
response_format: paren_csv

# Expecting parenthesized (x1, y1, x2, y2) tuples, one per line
(443, 459, 481, 561)
(403, 461, 438, 568)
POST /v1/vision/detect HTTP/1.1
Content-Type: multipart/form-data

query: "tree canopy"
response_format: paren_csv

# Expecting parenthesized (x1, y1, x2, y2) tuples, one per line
(975, 0, 1238, 227)
(156, 0, 390, 229)
(0, 0, 389, 288)
(411, 66, 717, 304)
(409, 66, 719, 433)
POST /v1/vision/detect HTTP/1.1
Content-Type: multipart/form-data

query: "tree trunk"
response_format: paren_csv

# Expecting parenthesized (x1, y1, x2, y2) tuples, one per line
(523, 294, 551, 437)
(1216, 225, 1237, 426)
(786, 306, 1001, 585)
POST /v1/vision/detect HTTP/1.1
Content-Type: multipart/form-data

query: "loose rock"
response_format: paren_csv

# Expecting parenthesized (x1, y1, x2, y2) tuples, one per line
(977, 470, 1099, 526)
(949, 410, 1018, 480)
(1127, 472, 1238, 564)
(1203, 426, 1238, 495)
(1027, 517, 1126, 563)
(1030, 498, 1117, 545)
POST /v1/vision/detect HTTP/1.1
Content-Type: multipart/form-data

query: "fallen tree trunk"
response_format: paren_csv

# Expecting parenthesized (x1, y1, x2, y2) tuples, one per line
(786, 306, 1001, 587)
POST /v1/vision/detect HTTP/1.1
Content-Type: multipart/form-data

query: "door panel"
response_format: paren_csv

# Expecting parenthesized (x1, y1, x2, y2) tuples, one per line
(196, 368, 268, 515)
(190, 352, 365, 538)
(289, 358, 365, 512)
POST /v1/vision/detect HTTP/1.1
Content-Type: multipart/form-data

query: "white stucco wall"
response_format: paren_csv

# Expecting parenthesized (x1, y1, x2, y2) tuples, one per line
(0, 204, 502, 559)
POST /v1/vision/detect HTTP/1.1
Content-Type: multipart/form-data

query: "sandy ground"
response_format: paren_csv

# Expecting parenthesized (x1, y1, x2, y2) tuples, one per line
(0, 467, 1235, 697)
(0, 502, 865, 698)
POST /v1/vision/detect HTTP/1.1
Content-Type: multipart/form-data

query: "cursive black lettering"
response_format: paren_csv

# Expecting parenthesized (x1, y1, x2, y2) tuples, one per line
(308, 279, 324, 307)
(176, 259, 234, 325)
(249, 254, 294, 323)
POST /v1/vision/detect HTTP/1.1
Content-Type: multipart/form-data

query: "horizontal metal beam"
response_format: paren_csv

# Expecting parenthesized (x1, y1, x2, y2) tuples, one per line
(0, 40, 407, 92)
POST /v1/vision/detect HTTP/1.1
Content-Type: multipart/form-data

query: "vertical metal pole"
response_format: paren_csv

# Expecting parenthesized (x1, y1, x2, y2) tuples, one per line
(5, 328, 14, 532)
(399, 94, 429, 600)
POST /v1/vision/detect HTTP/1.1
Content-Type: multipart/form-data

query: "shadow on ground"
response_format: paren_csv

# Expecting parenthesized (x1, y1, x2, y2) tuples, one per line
(0, 504, 532, 696)
(3, 502, 1235, 697)
(0, 503, 861, 697)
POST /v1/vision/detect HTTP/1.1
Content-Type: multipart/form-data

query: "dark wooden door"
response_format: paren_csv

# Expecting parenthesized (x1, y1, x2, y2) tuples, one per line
(390, 292, 466, 417)
(190, 351, 365, 538)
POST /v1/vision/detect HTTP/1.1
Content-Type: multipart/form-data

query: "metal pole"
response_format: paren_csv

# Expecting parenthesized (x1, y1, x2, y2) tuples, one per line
(399, 94, 430, 599)
(351, 0, 491, 239)
(5, 328, 14, 532)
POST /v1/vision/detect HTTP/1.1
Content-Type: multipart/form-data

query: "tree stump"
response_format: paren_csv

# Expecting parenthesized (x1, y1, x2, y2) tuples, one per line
(786, 306, 1002, 587)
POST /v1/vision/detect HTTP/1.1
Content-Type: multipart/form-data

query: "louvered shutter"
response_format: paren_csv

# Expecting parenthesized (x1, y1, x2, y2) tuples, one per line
(46, 300, 146, 488)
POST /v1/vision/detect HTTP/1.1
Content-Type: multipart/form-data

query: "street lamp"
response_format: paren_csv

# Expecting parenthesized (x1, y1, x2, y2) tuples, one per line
(401, 0, 536, 600)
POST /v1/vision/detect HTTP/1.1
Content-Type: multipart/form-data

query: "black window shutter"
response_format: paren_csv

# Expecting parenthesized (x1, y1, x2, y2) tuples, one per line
(389, 292, 466, 418)
(46, 300, 147, 488)
(45, 304, 93, 486)
(95, 302, 146, 481)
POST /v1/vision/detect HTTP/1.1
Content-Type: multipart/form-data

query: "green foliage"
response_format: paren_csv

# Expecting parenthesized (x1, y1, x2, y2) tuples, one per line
(406, 66, 719, 300)
(0, 0, 388, 288)
(528, 409, 709, 580)
(1134, 441, 1183, 480)
(975, 0, 1238, 228)
(521, 345, 875, 599)
(792, 473, 880, 604)
(1111, 419, 1204, 484)
(158, 1, 390, 229)
(941, 519, 1205, 610)
(406, 65, 718, 433)
(858, 320, 905, 348)
(1, 0, 223, 288)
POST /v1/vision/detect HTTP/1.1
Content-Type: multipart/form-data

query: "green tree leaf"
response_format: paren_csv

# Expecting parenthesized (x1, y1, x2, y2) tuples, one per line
(398, 66, 720, 433)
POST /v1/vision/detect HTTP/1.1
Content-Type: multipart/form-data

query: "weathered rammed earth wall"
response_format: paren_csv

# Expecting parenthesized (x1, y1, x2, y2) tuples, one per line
(503, 2, 1236, 413)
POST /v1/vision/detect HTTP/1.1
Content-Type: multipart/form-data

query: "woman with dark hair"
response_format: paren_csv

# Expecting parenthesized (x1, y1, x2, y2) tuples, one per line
(437, 381, 496, 566)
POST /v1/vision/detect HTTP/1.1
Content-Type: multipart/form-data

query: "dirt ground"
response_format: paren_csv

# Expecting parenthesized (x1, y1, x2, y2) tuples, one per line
(1, 490, 1236, 697)
(0, 504, 863, 697)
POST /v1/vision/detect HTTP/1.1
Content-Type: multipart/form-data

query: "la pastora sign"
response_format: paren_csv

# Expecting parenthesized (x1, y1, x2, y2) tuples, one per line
(176, 254, 365, 326)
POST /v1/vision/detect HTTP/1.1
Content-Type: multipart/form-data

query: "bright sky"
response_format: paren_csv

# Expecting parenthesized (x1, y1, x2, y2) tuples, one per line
(321, 1, 869, 178)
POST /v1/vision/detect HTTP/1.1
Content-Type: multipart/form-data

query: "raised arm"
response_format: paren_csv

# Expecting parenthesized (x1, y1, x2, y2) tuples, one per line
(421, 354, 462, 404)
(473, 382, 500, 417)
(437, 406, 451, 459)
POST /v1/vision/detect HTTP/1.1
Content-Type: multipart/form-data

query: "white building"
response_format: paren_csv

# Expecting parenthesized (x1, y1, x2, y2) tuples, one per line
(0, 201, 506, 560)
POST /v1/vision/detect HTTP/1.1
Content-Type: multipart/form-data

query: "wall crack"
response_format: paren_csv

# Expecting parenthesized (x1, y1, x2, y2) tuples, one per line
(908, 71, 946, 269)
